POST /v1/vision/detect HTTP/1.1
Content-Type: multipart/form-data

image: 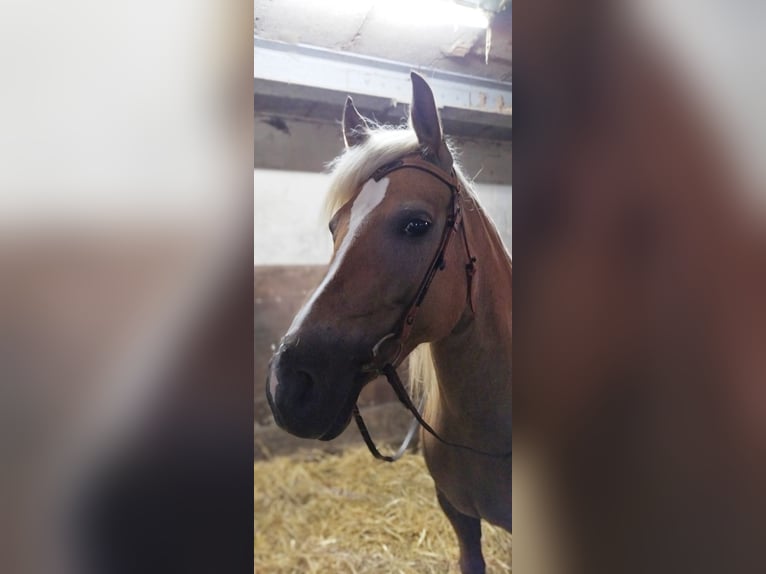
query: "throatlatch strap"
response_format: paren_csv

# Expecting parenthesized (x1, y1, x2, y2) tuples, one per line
(379, 364, 512, 459)
(354, 363, 511, 463)
(353, 404, 421, 463)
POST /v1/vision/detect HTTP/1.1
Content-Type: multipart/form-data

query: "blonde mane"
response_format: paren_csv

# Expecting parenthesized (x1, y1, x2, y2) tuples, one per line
(321, 120, 493, 425)
(323, 126, 420, 222)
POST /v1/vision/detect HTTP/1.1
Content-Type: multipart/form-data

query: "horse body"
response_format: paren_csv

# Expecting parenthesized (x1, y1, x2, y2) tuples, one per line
(266, 72, 511, 573)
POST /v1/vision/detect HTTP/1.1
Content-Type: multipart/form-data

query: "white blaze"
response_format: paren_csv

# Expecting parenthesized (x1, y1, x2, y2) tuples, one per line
(285, 177, 390, 336)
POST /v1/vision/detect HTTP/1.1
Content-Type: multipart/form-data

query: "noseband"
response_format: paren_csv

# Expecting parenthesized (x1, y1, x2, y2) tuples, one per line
(352, 154, 510, 461)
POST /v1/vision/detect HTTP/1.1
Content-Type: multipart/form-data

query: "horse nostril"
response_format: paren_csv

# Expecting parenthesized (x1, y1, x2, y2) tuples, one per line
(273, 359, 317, 413)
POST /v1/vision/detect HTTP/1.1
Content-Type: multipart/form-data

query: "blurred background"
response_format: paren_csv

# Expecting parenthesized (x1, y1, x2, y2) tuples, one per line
(0, 1, 253, 573)
(513, 2, 766, 573)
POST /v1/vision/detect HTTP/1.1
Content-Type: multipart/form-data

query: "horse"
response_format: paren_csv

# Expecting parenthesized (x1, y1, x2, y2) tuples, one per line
(265, 72, 512, 573)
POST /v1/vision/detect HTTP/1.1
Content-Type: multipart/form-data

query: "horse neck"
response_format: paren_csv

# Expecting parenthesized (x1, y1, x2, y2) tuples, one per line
(429, 195, 512, 437)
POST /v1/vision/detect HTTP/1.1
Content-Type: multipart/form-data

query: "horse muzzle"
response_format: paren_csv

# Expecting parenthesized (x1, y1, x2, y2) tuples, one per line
(265, 336, 372, 441)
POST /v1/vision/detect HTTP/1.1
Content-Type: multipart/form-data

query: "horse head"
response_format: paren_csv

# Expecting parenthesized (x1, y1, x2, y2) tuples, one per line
(266, 73, 473, 440)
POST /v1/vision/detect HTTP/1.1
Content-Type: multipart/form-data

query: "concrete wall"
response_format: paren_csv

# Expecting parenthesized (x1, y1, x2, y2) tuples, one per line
(255, 115, 512, 184)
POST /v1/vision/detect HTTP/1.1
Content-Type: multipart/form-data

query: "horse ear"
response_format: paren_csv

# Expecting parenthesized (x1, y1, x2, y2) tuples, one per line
(342, 96, 369, 148)
(410, 72, 453, 169)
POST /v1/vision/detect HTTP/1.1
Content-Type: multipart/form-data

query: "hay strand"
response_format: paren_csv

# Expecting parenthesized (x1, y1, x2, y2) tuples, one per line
(254, 446, 512, 573)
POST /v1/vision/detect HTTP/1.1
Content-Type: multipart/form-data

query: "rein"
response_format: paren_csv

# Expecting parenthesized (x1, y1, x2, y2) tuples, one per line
(353, 155, 510, 462)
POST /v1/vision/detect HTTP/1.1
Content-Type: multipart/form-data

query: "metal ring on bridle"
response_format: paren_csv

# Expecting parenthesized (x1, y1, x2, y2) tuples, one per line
(371, 332, 402, 367)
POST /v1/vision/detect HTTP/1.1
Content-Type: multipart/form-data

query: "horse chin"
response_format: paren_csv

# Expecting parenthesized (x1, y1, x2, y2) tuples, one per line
(318, 409, 353, 441)
(318, 371, 373, 441)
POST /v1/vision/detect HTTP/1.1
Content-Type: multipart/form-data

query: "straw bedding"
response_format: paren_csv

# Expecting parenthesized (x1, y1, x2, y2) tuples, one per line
(254, 445, 512, 573)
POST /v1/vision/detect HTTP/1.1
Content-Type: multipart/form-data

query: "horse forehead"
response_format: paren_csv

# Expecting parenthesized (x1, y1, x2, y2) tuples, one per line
(330, 176, 391, 262)
(349, 177, 390, 231)
(382, 167, 453, 202)
(335, 166, 447, 239)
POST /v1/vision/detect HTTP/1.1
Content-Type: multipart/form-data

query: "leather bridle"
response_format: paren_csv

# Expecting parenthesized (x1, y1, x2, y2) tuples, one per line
(351, 154, 511, 462)
(362, 154, 476, 371)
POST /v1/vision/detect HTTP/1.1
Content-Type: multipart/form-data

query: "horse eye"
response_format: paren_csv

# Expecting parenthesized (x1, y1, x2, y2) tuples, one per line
(403, 218, 431, 237)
